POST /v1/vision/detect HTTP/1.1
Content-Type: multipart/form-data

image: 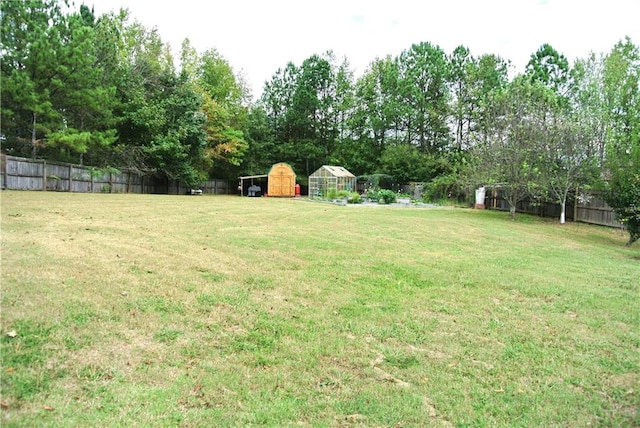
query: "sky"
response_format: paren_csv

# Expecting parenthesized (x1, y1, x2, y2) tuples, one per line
(88, 0, 640, 100)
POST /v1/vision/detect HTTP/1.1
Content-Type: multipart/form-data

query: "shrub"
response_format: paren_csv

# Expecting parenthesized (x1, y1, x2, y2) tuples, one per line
(378, 189, 397, 204)
(326, 188, 339, 200)
(326, 189, 353, 200)
(365, 190, 380, 202)
(347, 193, 361, 204)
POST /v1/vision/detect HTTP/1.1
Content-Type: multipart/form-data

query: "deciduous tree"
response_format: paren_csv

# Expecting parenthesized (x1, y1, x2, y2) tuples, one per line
(471, 77, 545, 219)
(601, 38, 640, 244)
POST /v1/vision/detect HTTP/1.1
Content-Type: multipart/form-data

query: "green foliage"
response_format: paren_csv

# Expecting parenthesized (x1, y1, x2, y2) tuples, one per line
(600, 38, 640, 245)
(358, 174, 395, 192)
(0, 0, 118, 162)
(364, 188, 401, 204)
(397, 42, 450, 153)
(325, 188, 353, 200)
(470, 76, 558, 219)
(604, 144, 640, 245)
(526, 43, 571, 99)
(377, 189, 397, 204)
(88, 166, 121, 179)
(379, 144, 430, 183)
(47, 128, 117, 155)
(424, 174, 461, 202)
(365, 189, 380, 202)
(258, 52, 343, 176)
(242, 106, 277, 175)
(347, 192, 362, 204)
(325, 187, 339, 200)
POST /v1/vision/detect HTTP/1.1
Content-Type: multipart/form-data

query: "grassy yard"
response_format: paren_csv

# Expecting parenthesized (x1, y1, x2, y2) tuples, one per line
(1, 191, 638, 427)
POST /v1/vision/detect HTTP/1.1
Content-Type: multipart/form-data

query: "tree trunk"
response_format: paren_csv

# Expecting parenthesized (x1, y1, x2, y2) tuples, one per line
(509, 205, 516, 220)
(31, 112, 37, 159)
(560, 199, 566, 224)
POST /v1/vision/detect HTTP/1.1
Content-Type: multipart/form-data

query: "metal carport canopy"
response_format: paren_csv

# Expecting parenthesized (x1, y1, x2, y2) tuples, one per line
(238, 174, 268, 196)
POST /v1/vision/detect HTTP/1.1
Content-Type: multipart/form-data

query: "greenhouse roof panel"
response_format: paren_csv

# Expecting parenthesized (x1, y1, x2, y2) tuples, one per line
(311, 165, 355, 178)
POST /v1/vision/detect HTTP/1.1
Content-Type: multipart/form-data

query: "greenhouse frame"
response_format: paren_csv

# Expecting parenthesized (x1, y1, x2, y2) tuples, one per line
(308, 165, 356, 197)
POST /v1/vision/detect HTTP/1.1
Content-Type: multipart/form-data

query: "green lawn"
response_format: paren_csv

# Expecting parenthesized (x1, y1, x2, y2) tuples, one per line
(1, 191, 638, 427)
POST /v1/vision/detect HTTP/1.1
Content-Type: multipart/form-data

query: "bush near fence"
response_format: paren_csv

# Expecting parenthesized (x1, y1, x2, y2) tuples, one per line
(0, 155, 232, 195)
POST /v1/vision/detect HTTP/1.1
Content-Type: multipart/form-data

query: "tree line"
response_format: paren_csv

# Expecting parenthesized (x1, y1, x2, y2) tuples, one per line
(1, 1, 638, 243)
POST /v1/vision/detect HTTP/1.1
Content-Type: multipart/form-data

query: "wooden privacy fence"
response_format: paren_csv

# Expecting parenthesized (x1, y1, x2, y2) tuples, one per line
(484, 188, 623, 228)
(0, 155, 232, 195)
(166, 179, 231, 195)
(574, 193, 622, 227)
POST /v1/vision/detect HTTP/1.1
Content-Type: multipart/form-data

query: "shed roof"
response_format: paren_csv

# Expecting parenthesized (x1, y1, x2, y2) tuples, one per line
(268, 162, 296, 176)
(310, 165, 355, 178)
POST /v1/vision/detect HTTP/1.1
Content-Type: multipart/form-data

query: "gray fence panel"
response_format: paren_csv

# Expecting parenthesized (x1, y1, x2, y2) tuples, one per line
(485, 188, 620, 228)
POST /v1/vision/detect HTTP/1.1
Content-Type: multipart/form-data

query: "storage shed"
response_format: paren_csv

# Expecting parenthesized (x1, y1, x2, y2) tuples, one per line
(267, 162, 296, 197)
(308, 165, 356, 197)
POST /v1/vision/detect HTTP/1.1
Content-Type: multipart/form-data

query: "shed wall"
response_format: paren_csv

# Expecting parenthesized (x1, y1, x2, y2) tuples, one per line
(267, 163, 296, 197)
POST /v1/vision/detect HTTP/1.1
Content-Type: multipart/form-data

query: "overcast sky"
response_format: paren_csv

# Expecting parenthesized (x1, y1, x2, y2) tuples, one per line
(88, 0, 640, 99)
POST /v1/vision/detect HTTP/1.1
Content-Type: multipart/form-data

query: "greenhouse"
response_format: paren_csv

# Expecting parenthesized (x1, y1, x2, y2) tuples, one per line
(308, 165, 356, 197)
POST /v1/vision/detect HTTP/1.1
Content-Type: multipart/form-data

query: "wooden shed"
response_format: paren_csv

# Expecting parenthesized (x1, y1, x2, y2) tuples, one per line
(308, 165, 356, 197)
(267, 162, 296, 197)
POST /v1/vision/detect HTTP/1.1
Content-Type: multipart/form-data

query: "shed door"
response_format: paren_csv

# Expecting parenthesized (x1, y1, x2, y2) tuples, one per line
(273, 174, 292, 196)
(269, 166, 294, 196)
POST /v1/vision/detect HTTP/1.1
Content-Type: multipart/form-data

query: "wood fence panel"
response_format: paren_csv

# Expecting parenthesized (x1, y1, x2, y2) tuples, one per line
(92, 171, 111, 193)
(10, 158, 43, 177)
(202, 179, 230, 195)
(575, 194, 623, 228)
(5, 156, 45, 190)
(7, 175, 44, 191)
(3, 155, 263, 197)
(486, 188, 618, 228)
(70, 166, 91, 192)
(126, 173, 143, 194)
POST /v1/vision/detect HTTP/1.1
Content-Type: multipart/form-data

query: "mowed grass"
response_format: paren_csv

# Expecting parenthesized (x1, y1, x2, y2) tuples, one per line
(1, 191, 638, 427)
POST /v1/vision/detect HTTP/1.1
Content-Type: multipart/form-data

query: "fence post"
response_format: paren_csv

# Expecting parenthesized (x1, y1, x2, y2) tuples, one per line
(574, 186, 579, 222)
(69, 164, 73, 192)
(109, 172, 113, 193)
(42, 160, 47, 191)
(0, 154, 6, 190)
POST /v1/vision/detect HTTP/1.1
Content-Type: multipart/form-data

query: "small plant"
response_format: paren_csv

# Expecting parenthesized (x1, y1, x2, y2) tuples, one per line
(326, 188, 339, 200)
(377, 189, 397, 204)
(325, 189, 353, 201)
(347, 192, 362, 204)
(365, 189, 380, 202)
